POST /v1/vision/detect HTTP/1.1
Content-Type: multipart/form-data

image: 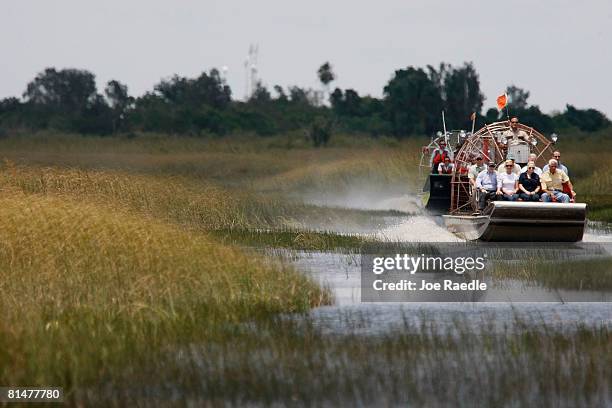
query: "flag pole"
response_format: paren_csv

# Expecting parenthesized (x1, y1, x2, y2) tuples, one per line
(505, 92, 510, 121)
(471, 112, 476, 135)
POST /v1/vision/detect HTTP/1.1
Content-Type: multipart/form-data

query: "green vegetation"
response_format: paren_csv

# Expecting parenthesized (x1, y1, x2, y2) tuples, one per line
(210, 228, 374, 251)
(0, 192, 330, 390)
(1, 63, 609, 139)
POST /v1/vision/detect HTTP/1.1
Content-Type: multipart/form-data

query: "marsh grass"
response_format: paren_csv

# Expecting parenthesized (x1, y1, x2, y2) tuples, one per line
(209, 228, 370, 251)
(78, 313, 612, 407)
(492, 258, 612, 290)
(0, 192, 330, 390)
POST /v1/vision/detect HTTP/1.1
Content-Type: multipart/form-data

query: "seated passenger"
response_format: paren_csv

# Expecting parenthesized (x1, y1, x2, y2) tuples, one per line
(474, 162, 498, 213)
(496, 160, 519, 201)
(540, 159, 575, 203)
(497, 153, 521, 175)
(542, 151, 569, 176)
(437, 157, 455, 174)
(430, 140, 452, 174)
(518, 162, 541, 201)
(520, 154, 542, 175)
(468, 156, 486, 186)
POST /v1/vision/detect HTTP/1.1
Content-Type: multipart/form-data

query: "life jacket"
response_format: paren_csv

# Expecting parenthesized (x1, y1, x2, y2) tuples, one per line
(432, 149, 449, 166)
(439, 163, 454, 174)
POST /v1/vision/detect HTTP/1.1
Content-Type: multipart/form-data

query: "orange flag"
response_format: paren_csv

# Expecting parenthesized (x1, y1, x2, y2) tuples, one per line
(496, 93, 508, 111)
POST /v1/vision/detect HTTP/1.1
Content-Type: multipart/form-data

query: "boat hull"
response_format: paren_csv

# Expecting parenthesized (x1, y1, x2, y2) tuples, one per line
(424, 174, 452, 214)
(443, 202, 587, 242)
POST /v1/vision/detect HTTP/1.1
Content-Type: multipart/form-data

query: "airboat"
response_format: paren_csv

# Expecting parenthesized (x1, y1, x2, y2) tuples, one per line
(419, 120, 587, 242)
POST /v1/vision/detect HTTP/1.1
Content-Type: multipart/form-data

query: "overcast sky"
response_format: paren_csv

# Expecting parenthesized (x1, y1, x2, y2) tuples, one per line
(3, 0, 612, 118)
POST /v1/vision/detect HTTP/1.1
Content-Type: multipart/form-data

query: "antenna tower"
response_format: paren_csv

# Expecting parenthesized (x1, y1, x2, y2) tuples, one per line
(244, 44, 259, 99)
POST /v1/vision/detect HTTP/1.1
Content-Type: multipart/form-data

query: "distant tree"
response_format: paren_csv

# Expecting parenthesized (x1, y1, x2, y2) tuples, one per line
(514, 105, 554, 134)
(330, 88, 343, 110)
(562, 104, 610, 132)
(23, 68, 98, 112)
(383, 67, 443, 136)
(443, 62, 484, 129)
(506, 85, 530, 110)
(273, 85, 288, 102)
(131, 92, 175, 133)
(484, 108, 501, 123)
(330, 88, 362, 116)
(0, 97, 23, 132)
(0, 97, 21, 114)
(154, 69, 231, 109)
(317, 62, 335, 87)
(21, 67, 117, 134)
(104, 80, 133, 132)
(310, 116, 332, 147)
(75, 93, 114, 134)
(249, 81, 271, 103)
(427, 63, 451, 101)
(288, 86, 311, 105)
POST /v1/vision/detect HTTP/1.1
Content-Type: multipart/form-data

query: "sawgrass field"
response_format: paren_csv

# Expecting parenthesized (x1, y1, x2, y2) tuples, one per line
(0, 130, 611, 405)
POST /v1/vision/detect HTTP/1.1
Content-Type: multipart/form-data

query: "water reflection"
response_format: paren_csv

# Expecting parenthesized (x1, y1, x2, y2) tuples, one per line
(281, 250, 612, 334)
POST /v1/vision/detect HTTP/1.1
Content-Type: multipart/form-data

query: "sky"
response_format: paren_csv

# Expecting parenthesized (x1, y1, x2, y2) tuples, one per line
(2, 0, 612, 118)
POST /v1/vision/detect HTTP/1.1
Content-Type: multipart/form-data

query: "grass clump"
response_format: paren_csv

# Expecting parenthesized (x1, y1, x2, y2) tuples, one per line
(0, 192, 330, 391)
(492, 258, 612, 290)
(210, 228, 371, 251)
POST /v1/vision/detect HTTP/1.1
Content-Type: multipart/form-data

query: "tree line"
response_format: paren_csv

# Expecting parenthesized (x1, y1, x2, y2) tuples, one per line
(0, 63, 609, 140)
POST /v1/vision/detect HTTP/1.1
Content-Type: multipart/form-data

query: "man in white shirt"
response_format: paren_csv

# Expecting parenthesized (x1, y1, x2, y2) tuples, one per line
(520, 153, 543, 175)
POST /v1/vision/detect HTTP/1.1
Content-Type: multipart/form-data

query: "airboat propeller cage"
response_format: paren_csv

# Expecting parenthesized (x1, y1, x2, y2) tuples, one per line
(450, 120, 558, 214)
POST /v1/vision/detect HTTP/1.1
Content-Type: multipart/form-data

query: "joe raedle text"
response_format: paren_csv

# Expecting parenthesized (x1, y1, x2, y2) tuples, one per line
(362, 253, 489, 301)
(373, 279, 487, 292)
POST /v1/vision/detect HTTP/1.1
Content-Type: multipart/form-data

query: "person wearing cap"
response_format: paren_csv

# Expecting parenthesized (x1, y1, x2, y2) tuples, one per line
(497, 153, 521, 175)
(542, 151, 569, 176)
(475, 162, 499, 212)
(541, 159, 575, 203)
(430, 140, 453, 174)
(437, 156, 455, 174)
(518, 161, 541, 201)
(497, 160, 519, 201)
(468, 156, 486, 186)
(520, 153, 543, 175)
(502, 117, 530, 145)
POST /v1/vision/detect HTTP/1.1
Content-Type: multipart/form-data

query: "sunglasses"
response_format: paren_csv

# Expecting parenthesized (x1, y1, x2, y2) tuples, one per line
(553, 156, 561, 158)
(505, 165, 513, 168)
(528, 167, 535, 169)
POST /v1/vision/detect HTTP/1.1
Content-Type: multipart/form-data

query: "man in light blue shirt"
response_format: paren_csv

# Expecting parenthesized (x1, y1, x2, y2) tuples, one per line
(475, 162, 499, 212)
(542, 151, 568, 175)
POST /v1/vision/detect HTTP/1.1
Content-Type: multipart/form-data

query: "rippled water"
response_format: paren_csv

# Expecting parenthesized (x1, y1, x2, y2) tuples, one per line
(284, 195, 612, 333)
